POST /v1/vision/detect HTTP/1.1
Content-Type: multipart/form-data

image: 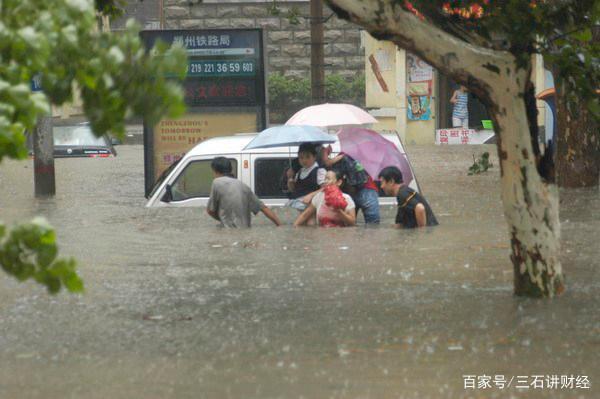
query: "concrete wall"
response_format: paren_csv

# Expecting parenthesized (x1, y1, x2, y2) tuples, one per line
(111, 0, 162, 30)
(163, 1, 365, 79)
(364, 34, 436, 144)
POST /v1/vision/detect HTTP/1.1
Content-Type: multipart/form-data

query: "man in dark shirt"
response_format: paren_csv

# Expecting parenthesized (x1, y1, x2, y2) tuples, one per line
(378, 166, 438, 229)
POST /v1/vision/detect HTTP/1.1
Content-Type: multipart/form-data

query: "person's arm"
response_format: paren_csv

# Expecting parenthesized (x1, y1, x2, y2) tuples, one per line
(450, 90, 458, 104)
(206, 184, 220, 221)
(246, 189, 279, 226)
(261, 205, 281, 226)
(301, 188, 322, 204)
(322, 153, 345, 168)
(206, 208, 220, 221)
(394, 207, 402, 229)
(286, 168, 296, 192)
(335, 207, 356, 226)
(294, 204, 317, 227)
(287, 179, 295, 192)
(415, 203, 427, 227)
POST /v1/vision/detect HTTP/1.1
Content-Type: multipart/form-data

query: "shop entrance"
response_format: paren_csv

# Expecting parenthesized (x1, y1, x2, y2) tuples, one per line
(438, 74, 490, 130)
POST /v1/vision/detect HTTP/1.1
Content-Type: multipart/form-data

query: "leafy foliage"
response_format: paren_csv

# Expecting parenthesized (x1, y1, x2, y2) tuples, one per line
(0, 0, 187, 293)
(268, 73, 366, 122)
(94, 0, 127, 18)
(406, 0, 599, 120)
(0, 0, 187, 163)
(0, 218, 83, 294)
(468, 151, 493, 175)
(267, 2, 302, 25)
(269, 73, 311, 111)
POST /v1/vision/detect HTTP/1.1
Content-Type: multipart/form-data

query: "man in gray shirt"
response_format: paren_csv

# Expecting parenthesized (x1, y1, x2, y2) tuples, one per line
(207, 157, 281, 228)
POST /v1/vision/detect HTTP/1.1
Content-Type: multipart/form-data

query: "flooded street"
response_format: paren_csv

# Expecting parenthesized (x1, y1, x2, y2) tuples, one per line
(1, 144, 599, 398)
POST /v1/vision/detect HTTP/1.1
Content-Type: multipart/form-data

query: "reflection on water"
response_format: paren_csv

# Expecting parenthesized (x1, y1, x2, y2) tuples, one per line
(0, 145, 598, 398)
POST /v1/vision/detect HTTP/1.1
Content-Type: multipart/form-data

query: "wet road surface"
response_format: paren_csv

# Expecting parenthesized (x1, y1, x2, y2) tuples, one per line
(0, 145, 599, 398)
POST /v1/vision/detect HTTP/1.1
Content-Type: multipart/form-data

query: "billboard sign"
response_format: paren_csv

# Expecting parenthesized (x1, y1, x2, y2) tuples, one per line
(141, 29, 266, 196)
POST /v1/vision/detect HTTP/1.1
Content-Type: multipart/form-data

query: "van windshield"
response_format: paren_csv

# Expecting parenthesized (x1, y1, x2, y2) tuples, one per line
(147, 158, 181, 199)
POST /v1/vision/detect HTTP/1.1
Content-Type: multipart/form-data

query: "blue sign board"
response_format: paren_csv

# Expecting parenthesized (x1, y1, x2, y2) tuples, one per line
(140, 29, 265, 107)
(31, 74, 42, 92)
(140, 29, 267, 196)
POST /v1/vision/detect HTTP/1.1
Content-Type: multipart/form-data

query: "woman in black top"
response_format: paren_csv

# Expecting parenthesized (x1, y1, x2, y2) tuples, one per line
(285, 143, 326, 213)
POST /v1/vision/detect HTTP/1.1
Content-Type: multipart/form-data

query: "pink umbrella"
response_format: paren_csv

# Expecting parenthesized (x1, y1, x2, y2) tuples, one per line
(338, 127, 414, 185)
(286, 103, 378, 127)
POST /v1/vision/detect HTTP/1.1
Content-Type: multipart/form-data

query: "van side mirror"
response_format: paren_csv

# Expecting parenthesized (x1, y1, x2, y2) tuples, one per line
(162, 184, 173, 202)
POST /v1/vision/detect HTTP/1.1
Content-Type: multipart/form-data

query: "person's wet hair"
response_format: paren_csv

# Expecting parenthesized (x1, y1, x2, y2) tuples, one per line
(211, 157, 232, 175)
(298, 143, 317, 157)
(378, 166, 403, 183)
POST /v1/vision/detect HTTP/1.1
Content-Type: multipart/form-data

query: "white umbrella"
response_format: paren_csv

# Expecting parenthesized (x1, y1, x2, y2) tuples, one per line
(285, 103, 378, 127)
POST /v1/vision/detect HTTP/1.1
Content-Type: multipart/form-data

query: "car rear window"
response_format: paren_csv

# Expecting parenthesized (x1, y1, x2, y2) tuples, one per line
(53, 126, 107, 146)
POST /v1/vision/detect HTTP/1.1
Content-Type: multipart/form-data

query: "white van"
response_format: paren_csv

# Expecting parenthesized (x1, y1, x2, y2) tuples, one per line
(145, 132, 420, 208)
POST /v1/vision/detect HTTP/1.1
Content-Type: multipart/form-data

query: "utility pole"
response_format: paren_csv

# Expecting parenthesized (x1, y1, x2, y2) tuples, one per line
(33, 115, 56, 197)
(310, 0, 326, 104)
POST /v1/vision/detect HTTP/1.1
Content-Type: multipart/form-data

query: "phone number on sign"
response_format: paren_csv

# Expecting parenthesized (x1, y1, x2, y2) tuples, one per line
(187, 61, 255, 76)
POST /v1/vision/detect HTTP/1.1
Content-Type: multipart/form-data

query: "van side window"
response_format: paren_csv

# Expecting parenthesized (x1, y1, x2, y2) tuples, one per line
(254, 158, 290, 198)
(171, 158, 237, 201)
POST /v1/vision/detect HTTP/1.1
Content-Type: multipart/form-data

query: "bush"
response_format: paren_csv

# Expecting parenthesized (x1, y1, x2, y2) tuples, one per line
(268, 73, 366, 123)
(269, 73, 311, 112)
(468, 152, 493, 175)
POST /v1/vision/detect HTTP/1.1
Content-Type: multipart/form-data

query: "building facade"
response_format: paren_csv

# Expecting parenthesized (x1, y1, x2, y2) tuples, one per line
(58, 1, 553, 145)
(159, 1, 364, 79)
(363, 33, 551, 145)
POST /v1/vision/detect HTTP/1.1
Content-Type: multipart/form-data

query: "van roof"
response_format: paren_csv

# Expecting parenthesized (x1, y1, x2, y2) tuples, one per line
(185, 132, 404, 157)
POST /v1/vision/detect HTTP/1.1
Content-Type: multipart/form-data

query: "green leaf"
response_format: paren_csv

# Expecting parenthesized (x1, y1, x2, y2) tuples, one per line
(37, 244, 58, 268)
(1, 218, 81, 295)
(64, 271, 84, 293)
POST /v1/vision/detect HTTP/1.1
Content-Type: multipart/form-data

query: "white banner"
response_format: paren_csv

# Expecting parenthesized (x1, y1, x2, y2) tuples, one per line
(435, 129, 495, 145)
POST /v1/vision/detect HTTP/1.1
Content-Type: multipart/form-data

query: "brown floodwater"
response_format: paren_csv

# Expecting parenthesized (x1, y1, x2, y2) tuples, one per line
(0, 144, 598, 399)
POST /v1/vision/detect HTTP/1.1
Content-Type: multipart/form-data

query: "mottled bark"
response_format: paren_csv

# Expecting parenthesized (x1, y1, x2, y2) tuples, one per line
(328, 0, 564, 297)
(33, 115, 56, 198)
(554, 79, 600, 188)
(492, 68, 564, 297)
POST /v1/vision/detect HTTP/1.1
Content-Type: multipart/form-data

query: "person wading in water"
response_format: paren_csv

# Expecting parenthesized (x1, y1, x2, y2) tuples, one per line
(378, 166, 438, 229)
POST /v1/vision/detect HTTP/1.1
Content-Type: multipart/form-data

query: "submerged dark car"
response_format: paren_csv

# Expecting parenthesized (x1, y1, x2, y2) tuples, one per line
(52, 125, 116, 158)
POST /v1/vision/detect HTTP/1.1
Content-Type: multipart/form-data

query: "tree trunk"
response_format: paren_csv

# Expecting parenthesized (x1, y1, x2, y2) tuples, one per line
(554, 79, 600, 188)
(310, 0, 326, 104)
(33, 115, 56, 198)
(490, 68, 564, 297)
(326, 0, 565, 297)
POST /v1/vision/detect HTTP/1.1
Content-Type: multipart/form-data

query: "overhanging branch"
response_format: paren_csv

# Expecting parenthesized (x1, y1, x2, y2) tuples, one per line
(326, 0, 516, 94)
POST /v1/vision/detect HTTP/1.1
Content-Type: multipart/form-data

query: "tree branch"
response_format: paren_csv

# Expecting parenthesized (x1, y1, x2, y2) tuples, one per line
(326, 0, 517, 102)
